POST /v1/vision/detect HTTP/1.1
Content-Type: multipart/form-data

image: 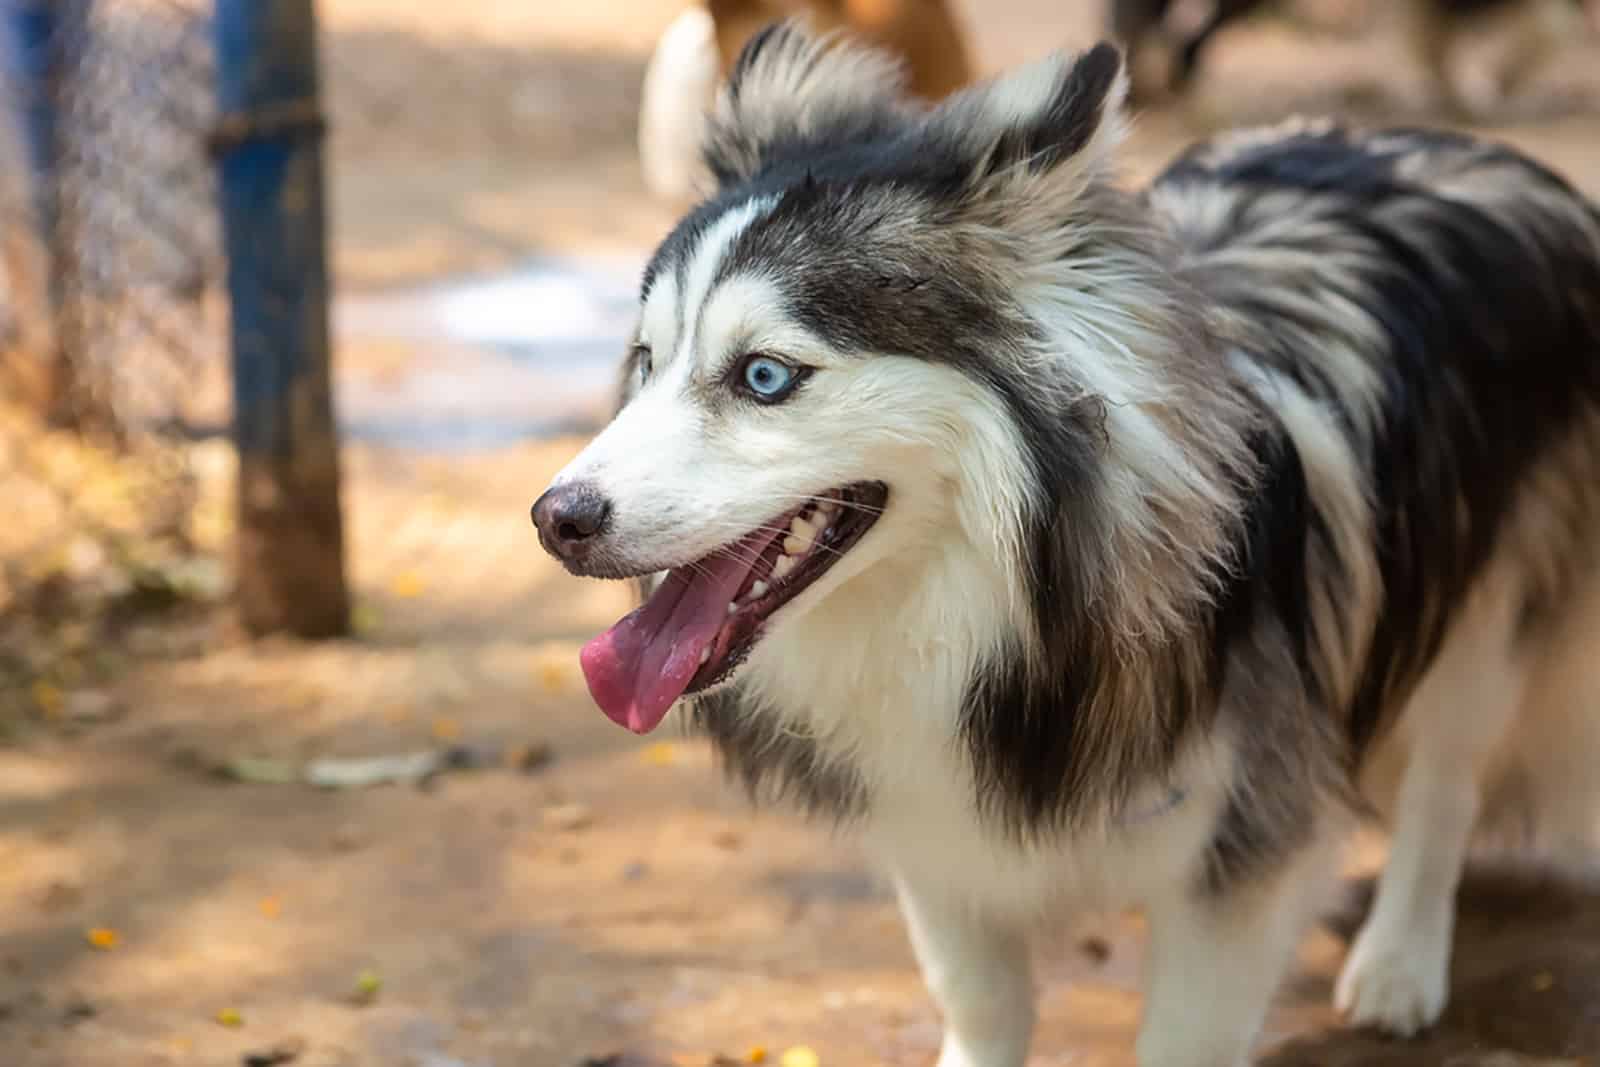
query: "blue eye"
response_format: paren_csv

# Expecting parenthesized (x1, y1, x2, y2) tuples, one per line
(740, 355, 800, 401)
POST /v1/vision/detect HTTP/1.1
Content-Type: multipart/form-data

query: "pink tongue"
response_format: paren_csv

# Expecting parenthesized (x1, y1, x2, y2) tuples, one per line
(579, 528, 780, 733)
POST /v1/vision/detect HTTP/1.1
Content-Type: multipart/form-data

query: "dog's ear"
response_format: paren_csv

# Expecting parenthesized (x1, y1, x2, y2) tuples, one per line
(930, 42, 1128, 218)
(702, 18, 910, 187)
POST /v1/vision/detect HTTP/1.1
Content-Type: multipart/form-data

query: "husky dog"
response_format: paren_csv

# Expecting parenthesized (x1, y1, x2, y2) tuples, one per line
(535, 23, 1600, 1066)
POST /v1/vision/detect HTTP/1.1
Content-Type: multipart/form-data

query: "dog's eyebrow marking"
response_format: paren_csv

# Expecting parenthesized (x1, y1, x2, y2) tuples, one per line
(640, 270, 678, 365)
(674, 195, 776, 373)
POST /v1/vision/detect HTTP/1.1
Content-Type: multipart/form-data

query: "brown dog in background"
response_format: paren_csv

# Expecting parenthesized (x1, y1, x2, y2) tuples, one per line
(638, 0, 973, 201)
(705, 0, 972, 98)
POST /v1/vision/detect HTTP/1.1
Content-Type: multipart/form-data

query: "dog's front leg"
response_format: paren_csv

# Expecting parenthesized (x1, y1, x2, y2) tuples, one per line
(1137, 839, 1338, 1067)
(896, 876, 1034, 1067)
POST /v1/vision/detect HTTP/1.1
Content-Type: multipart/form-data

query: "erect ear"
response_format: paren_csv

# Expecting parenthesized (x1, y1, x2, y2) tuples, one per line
(928, 42, 1128, 217)
(701, 17, 912, 187)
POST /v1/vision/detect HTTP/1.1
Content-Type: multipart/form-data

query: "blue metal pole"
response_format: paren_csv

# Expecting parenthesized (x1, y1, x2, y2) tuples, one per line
(3, 0, 88, 425)
(214, 0, 348, 637)
(5, 0, 59, 239)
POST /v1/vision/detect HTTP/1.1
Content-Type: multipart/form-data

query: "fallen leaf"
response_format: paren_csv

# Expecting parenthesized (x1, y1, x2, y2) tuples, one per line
(503, 741, 553, 773)
(349, 970, 382, 1006)
(640, 742, 678, 766)
(390, 572, 425, 598)
(531, 643, 583, 695)
(747, 1048, 768, 1064)
(222, 757, 300, 785)
(32, 681, 63, 718)
(780, 1049, 819, 1067)
(84, 927, 119, 950)
(430, 717, 462, 743)
(711, 829, 743, 852)
(216, 1007, 244, 1028)
(259, 895, 283, 919)
(351, 603, 382, 634)
(1531, 971, 1555, 992)
(536, 660, 576, 693)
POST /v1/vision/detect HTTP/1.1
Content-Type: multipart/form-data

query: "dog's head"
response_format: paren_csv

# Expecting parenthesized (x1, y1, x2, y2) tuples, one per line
(535, 24, 1218, 735)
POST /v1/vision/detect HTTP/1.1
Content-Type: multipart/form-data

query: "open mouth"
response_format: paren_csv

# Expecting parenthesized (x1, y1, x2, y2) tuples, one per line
(579, 481, 889, 734)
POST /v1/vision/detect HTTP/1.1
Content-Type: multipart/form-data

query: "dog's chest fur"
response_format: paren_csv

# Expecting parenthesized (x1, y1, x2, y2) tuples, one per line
(690, 521, 1234, 917)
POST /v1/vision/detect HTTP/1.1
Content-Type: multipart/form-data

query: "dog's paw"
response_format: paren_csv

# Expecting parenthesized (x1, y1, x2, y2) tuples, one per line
(1334, 920, 1450, 1037)
(934, 1041, 1023, 1067)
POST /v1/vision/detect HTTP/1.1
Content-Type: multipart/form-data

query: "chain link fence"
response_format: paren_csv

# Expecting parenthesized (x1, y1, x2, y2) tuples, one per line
(0, 0, 229, 725)
(0, 0, 609, 722)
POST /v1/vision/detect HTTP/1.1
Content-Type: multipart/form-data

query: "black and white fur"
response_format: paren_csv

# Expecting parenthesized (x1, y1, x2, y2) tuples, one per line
(541, 23, 1600, 1066)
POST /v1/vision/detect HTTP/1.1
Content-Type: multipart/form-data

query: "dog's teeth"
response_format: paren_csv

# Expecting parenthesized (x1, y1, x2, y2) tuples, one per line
(749, 580, 768, 599)
(727, 601, 738, 616)
(785, 517, 818, 556)
(699, 648, 710, 665)
(773, 555, 795, 579)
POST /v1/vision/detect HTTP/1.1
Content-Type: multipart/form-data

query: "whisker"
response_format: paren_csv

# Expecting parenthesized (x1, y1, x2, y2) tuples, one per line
(693, 524, 852, 560)
(712, 492, 888, 517)
(630, 492, 884, 579)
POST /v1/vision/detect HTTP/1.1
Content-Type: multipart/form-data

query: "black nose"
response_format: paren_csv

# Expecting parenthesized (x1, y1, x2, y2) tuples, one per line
(531, 483, 613, 562)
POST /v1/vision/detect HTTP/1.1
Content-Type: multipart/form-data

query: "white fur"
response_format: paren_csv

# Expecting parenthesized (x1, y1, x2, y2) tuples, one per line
(1138, 833, 1342, 1067)
(638, 7, 719, 203)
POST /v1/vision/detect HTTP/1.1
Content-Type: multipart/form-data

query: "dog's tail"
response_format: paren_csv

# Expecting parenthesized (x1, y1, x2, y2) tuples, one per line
(638, 6, 720, 203)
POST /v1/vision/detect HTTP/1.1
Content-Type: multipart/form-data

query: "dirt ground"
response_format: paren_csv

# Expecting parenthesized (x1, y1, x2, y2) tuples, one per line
(4, 2, 1600, 1065)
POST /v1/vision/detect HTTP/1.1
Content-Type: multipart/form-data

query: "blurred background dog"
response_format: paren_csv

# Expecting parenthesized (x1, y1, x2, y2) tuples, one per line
(1114, 0, 1600, 112)
(642, 0, 1599, 201)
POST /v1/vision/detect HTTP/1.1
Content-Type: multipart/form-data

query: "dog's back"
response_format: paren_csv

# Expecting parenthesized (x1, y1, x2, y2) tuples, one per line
(1151, 118, 1600, 766)
(1147, 122, 1600, 1028)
